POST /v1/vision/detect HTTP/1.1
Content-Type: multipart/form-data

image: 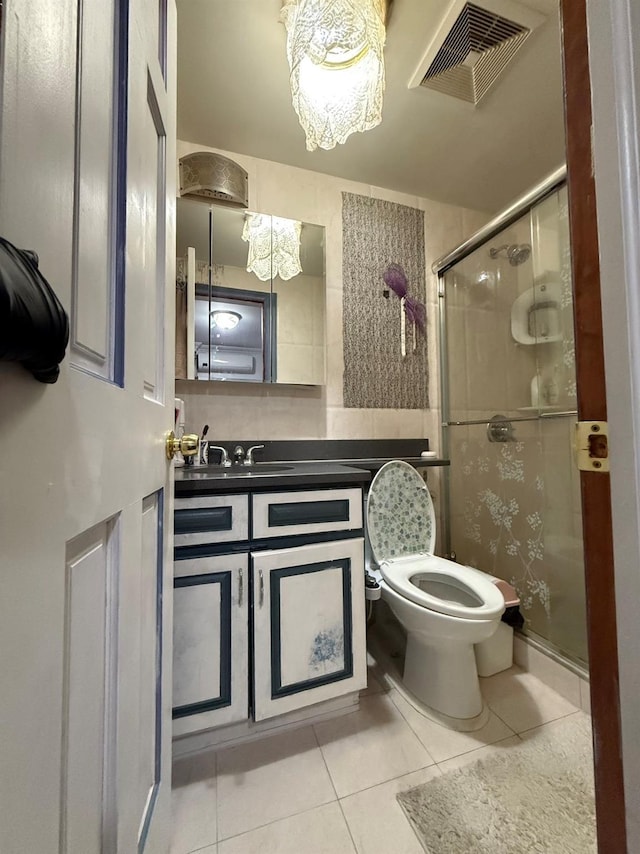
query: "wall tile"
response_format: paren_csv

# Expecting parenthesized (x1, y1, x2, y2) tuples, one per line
(462, 207, 490, 239)
(422, 410, 440, 449)
(370, 185, 420, 209)
(326, 288, 343, 347)
(371, 409, 425, 439)
(254, 158, 322, 224)
(326, 346, 344, 408)
(514, 635, 584, 708)
(176, 381, 327, 440)
(579, 678, 591, 715)
(423, 200, 464, 262)
(327, 408, 374, 439)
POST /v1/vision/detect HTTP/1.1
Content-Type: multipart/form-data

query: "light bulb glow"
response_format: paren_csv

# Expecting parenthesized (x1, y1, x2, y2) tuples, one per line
(210, 310, 241, 330)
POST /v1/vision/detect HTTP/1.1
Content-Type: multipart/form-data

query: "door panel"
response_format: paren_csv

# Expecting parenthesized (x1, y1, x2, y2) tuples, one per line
(71, 0, 116, 377)
(142, 72, 167, 402)
(173, 555, 249, 735)
(62, 521, 119, 854)
(275, 561, 353, 690)
(137, 492, 164, 852)
(252, 539, 366, 722)
(173, 576, 226, 710)
(0, 0, 177, 851)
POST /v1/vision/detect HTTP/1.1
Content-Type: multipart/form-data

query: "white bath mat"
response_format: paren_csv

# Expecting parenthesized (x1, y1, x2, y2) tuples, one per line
(397, 713, 596, 853)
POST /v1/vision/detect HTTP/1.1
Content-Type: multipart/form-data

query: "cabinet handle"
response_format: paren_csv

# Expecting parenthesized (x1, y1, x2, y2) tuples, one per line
(259, 570, 264, 608)
(238, 568, 244, 607)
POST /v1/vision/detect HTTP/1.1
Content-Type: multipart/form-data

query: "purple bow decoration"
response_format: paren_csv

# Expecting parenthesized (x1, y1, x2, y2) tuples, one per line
(382, 263, 426, 331)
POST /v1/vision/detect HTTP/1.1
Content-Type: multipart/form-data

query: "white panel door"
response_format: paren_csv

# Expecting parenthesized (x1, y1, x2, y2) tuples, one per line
(252, 539, 367, 721)
(0, 1, 177, 852)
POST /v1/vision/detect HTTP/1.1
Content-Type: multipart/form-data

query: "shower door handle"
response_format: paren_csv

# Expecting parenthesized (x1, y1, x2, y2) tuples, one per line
(487, 415, 516, 443)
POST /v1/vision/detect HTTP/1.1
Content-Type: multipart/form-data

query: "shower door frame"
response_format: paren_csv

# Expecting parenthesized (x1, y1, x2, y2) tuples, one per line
(436, 172, 582, 661)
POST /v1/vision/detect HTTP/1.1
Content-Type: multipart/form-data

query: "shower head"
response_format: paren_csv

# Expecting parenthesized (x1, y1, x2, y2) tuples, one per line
(489, 243, 531, 266)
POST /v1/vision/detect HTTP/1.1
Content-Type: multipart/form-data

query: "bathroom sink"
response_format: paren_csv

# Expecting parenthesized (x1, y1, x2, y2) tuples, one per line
(204, 464, 294, 475)
(236, 464, 294, 474)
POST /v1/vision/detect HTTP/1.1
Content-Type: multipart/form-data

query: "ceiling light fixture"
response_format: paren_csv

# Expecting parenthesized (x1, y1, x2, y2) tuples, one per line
(242, 213, 302, 281)
(210, 310, 242, 330)
(280, 0, 387, 151)
(179, 152, 249, 207)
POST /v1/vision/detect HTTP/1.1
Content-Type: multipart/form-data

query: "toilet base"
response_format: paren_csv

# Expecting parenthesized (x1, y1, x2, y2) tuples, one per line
(403, 631, 484, 720)
(394, 673, 490, 732)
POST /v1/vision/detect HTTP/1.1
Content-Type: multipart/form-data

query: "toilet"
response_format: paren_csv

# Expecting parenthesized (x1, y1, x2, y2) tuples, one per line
(366, 460, 505, 723)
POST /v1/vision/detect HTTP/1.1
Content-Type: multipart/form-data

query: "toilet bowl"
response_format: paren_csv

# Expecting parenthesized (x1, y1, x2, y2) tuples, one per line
(366, 461, 505, 722)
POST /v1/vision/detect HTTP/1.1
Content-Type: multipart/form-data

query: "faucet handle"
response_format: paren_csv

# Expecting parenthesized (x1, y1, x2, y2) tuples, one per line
(209, 445, 231, 467)
(244, 444, 265, 465)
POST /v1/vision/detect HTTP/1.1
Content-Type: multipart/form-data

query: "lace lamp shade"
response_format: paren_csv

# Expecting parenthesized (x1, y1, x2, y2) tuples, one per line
(242, 214, 302, 281)
(280, 0, 387, 151)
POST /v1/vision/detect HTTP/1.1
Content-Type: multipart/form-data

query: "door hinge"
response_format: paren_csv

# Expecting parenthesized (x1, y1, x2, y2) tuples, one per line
(575, 421, 609, 472)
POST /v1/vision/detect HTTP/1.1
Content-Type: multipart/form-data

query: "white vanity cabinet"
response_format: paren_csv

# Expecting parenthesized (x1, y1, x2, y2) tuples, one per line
(172, 484, 367, 739)
(252, 538, 366, 721)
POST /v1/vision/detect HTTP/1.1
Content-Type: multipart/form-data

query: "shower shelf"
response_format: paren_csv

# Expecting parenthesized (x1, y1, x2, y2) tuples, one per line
(511, 280, 562, 345)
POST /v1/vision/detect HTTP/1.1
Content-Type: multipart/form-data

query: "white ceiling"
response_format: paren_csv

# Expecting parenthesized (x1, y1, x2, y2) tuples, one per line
(177, 0, 565, 213)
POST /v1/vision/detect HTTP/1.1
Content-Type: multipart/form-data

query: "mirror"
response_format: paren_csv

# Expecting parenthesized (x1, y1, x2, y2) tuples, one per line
(176, 198, 326, 385)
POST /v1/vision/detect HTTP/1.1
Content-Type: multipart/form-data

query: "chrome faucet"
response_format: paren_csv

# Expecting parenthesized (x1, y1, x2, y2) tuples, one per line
(233, 445, 246, 465)
(209, 446, 231, 467)
(244, 444, 265, 465)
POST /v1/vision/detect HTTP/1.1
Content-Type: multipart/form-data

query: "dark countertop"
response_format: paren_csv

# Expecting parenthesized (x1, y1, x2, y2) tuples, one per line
(203, 438, 435, 465)
(175, 457, 449, 495)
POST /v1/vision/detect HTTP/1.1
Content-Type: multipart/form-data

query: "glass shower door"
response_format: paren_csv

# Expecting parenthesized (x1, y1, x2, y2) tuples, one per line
(442, 186, 587, 666)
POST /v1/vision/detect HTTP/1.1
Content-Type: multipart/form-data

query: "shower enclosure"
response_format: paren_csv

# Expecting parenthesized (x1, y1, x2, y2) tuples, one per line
(436, 168, 587, 668)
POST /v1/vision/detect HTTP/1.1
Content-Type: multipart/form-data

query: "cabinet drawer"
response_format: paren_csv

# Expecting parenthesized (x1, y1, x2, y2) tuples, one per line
(174, 494, 249, 546)
(252, 488, 362, 539)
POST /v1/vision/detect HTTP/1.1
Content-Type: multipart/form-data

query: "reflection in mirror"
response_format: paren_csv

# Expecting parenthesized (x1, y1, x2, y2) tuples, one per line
(176, 198, 326, 385)
(271, 220, 324, 385)
(196, 288, 273, 381)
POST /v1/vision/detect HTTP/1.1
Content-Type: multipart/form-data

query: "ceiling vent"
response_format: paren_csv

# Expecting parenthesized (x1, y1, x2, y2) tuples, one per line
(409, 0, 545, 105)
(179, 152, 248, 208)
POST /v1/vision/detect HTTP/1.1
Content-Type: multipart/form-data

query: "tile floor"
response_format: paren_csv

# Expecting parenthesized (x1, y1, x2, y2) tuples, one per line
(170, 648, 591, 854)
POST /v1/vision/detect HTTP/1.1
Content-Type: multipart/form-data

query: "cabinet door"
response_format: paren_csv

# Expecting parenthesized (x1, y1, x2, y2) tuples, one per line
(252, 539, 366, 721)
(172, 554, 248, 736)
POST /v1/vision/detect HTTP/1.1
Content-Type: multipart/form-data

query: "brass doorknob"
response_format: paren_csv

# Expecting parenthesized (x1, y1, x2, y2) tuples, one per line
(166, 431, 199, 461)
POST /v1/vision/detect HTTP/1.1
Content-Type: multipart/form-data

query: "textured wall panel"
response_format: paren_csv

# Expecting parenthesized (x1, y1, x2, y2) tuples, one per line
(342, 192, 428, 409)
